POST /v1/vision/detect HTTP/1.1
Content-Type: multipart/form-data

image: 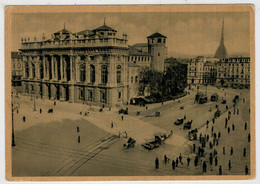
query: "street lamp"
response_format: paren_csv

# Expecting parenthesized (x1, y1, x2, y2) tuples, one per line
(33, 93, 36, 111)
(11, 99, 20, 147)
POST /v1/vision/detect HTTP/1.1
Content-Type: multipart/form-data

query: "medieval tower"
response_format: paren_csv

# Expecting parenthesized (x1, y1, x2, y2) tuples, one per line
(147, 32, 167, 72)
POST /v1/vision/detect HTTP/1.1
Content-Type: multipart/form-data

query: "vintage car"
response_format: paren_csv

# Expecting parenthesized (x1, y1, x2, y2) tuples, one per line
(183, 120, 193, 130)
(211, 93, 219, 102)
(174, 118, 184, 125)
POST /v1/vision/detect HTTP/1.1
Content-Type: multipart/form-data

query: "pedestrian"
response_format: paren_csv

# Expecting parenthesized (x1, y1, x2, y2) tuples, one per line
(209, 153, 213, 165)
(164, 155, 168, 164)
(243, 98, 245, 103)
(193, 144, 196, 153)
(237, 108, 239, 115)
(245, 165, 249, 175)
(194, 156, 198, 167)
(172, 160, 175, 170)
(40, 108, 42, 113)
(111, 122, 114, 128)
(207, 135, 209, 142)
(176, 158, 179, 167)
(54, 101, 56, 106)
(146, 106, 148, 110)
(199, 133, 202, 143)
(219, 165, 222, 175)
(184, 115, 186, 120)
(212, 118, 215, 124)
(179, 153, 183, 164)
(77, 126, 80, 132)
(155, 157, 159, 169)
(23, 116, 26, 122)
(230, 147, 233, 156)
(225, 121, 228, 129)
(214, 149, 218, 156)
(78, 135, 80, 143)
(228, 127, 230, 134)
(211, 126, 214, 133)
(203, 161, 207, 172)
(109, 106, 111, 111)
(244, 122, 247, 130)
(248, 133, 251, 142)
(187, 157, 191, 166)
(162, 101, 164, 105)
(213, 138, 216, 146)
(223, 146, 225, 155)
(121, 115, 124, 121)
(216, 139, 219, 146)
(206, 120, 209, 127)
(209, 142, 213, 149)
(232, 124, 235, 131)
(214, 132, 217, 139)
(218, 132, 221, 139)
(17, 109, 19, 114)
(228, 160, 232, 171)
(243, 148, 246, 157)
(215, 156, 218, 166)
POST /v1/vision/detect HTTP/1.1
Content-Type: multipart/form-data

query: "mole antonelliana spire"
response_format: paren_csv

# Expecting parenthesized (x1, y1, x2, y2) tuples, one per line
(214, 19, 228, 59)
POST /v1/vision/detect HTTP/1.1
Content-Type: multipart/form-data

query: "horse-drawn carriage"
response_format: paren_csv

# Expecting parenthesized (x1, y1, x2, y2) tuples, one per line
(188, 128, 198, 141)
(214, 109, 221, 119)
(123, 137, 136, 148)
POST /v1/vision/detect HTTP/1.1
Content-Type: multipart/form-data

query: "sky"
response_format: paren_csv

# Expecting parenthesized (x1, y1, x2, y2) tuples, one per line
(11, 12, 250, 58)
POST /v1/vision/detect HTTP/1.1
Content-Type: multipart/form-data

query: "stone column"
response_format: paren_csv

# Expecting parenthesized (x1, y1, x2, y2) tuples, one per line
(50, 84, 56, 100)
(55, 57, 58, 81)
(22, 62, 26, 79)
(69, 85, 75, 102)
(43, 55, 46, 80)
(60, 55, 63, 81)
(29, 62, 33, 79)
(46, 57, 50, 80)
(64, 58, 67, 81)
(59, 85, 65, 101)
(69, 55, 74, 82)
(51, 55, 54, 80)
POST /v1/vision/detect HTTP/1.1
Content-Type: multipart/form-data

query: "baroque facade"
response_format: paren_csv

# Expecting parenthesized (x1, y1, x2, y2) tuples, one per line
(19, 23, 167, 106)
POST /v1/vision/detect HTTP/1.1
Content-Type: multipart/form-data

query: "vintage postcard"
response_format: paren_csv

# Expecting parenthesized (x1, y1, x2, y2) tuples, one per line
(5, 5, 255, 181)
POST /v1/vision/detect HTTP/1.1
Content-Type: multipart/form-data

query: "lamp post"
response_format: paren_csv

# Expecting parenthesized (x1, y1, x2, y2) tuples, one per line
(33, 93, 36, 111)
(11, 100, 19, 147)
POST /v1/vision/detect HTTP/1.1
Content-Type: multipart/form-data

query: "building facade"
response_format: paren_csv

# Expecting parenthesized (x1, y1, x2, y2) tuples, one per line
(216, 57, 250, 88)
(20, 23, 129, 106)
(19, 23, 168, 106)
(11, 52, 23, 87)
(187, 57, 219, 85)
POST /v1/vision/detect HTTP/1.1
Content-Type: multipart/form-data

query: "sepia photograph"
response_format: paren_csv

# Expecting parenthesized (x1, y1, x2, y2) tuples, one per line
(5, 5, 255, 181)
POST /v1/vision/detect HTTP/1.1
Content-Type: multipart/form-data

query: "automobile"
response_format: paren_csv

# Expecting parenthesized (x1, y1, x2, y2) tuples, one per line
(211, 93, 219, 102)
(174, 118, 184, 125)
(118, 108, 128, 114)
(183, 120, 193, 130)
(221, 100, 226, 104)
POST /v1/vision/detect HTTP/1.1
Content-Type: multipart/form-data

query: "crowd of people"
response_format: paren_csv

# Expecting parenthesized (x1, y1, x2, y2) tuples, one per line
(154, 96, 250, 175)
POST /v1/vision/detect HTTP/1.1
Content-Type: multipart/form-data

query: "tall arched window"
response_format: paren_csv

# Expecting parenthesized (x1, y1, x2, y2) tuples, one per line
(90, 65, 95, 83)
(25, 62, 29, 78)
(80, 64, 86, 82)
(117, 65, 122, 83)
(101, 65, 108, 84)
(32, 63, 35, 78)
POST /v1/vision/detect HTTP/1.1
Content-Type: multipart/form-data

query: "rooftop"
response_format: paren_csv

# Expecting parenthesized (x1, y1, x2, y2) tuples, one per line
(147, 32, 167, 38)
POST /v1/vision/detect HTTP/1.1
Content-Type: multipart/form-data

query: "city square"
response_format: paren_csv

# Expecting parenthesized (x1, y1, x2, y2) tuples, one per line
(9, 10, 252, 177)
